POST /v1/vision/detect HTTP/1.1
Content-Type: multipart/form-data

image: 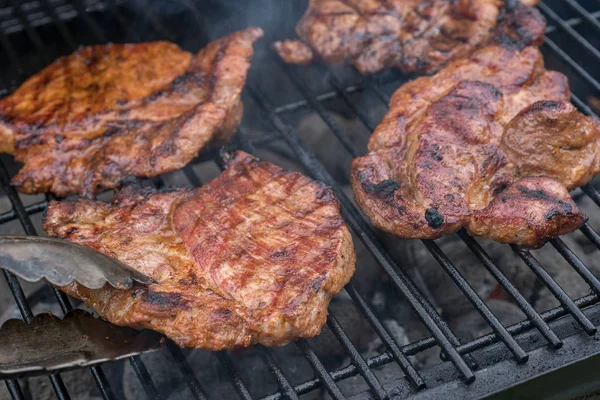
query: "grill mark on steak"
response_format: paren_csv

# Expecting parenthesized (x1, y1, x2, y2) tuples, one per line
(42, 151, 356, 349)
(0, 28, 263, 197)
(142, 290, 186, 311)
(351, 45, 594, 248)
(274, 0, 545, 75)
(361, 178, 402, 197)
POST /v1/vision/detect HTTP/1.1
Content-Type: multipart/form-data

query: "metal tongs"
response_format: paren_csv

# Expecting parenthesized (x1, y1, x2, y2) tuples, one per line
(0, 235, 155, 289)
(0, 235, 161, 378)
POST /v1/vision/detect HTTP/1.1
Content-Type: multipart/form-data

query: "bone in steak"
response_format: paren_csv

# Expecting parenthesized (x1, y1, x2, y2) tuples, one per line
(351, 45, 597, 248)
(43, 151, 356, 349)
(0, 28, 263, 197)
(274, 0, 545, 75)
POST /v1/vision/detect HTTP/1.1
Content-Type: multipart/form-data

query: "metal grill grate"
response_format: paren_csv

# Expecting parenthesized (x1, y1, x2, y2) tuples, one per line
(0, 0, 118, 35)
(1, 1, 600, 399)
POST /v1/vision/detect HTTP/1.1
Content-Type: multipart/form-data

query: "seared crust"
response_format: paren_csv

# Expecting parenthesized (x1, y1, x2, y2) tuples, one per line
(43, 151, 355, 349)
(0, 28, 263, 197)
(467, 178, 584, 247)
(351, 46, 597, 248)
(501, 100, 600, 189)
(274, 0, 544, 75)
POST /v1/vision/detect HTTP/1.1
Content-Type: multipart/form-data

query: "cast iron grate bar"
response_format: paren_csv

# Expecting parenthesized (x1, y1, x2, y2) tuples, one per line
(165, 341, 209, 400)
(540, 1, 600, 63)
(344, 283, 427, 390)
(276, 63, 361, 158)
(296, 339, 346, 400)
(256, 346, 300, 400)
(1, 268, 33, 323)
(49, 374, 70, 400)
(261, 354, 392, 400)
(130, 0, 177, 41)
(454, 294, 598, 354)
(183, 164, 204, 188)
(423, 240, 529, 363)
(129, 356, 161, 400)
(8, 0, 51, 64)
(72, 0, 108, 42)
(216, 351, 253, 400)
(539, 3, 600, 102)
(581, 223, 600, 249)
(571, 93, 597, 117)
(327, 313, 389, 399)
(106, 0, 131, 32)
(4, 380, 24, 400)
(0, 28, 24, 98)
(0, 201, 48, 224)
(564, 0, 600, 32)
(272, 84, 364, 115)
(543, 37, 600, 92)
(564, 0, 600, 31)
(246, 84, 476, 382)
(545, 10, 600, 34)
(0, 28, 23, 84)
(90, 367, 116, 400)
(315, 64, 379, 132)
(363, 76, 393, 106)
(3, 267, 34, 400)
(512, 246, 597, 335)
(583, 184, 600, 207)
(457, 231, 562, 348)
(41, 0, 78, 49)
(550, 238, 600, 295)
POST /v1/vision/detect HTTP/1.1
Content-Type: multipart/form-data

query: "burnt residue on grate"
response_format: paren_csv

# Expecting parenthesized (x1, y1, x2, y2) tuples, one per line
(1, 1, 600, 400)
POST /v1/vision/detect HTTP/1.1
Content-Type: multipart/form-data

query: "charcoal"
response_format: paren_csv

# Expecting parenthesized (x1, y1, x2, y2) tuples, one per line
(449, 299, 525, 342)
(395, 235, 528, 319)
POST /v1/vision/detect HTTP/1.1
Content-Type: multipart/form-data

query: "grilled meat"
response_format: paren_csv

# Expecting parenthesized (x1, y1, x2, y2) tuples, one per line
(0, 28, 263, 197)
(467, 177, 583, 246)
(43, 151, 355, 349)
(274, 0, 545, 75)
(351, 45, 597, 248)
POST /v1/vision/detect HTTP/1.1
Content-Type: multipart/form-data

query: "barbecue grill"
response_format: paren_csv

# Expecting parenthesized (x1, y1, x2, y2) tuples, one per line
(1, 0, 600, 399)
